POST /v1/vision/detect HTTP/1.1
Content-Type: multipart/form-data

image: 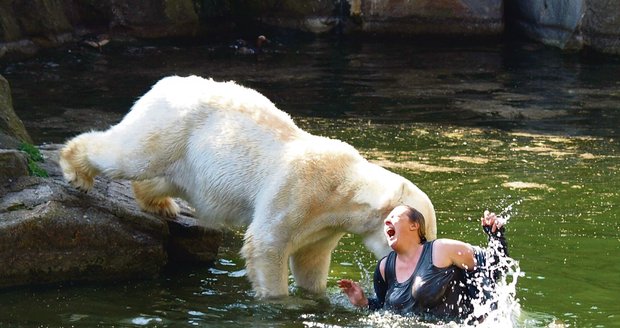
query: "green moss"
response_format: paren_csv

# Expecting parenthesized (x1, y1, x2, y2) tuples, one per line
(27, 160, 48, 177)
(19, 142, 43, 162)
(19, 142, 48, 177)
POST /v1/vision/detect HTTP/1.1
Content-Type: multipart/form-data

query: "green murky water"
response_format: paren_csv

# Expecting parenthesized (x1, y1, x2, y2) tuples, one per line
(1, 37, 619, 327)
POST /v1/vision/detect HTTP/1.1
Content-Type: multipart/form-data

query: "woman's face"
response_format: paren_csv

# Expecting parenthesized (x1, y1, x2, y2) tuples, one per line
(383, 206, 415, 249)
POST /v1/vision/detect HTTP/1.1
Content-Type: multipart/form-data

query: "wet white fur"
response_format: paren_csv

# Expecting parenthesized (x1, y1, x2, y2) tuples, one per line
(59, 75, 436, 298)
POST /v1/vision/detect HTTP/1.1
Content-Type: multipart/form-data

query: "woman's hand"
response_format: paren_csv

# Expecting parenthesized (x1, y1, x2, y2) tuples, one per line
(337, 279, 369, 308)
(481, 210, 505, 234)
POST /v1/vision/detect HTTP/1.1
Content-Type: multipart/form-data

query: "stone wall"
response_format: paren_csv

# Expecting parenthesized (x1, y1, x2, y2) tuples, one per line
(349, 0, 503, 36)
(1, 1, 619, 61)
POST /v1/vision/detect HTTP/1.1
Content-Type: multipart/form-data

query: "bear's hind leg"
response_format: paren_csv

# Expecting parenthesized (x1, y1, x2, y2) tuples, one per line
(290, 233, 343, 295)
(132, 178, 181, 217)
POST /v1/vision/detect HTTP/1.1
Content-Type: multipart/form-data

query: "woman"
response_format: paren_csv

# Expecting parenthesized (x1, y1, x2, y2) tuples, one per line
(338, 205, 509, 322)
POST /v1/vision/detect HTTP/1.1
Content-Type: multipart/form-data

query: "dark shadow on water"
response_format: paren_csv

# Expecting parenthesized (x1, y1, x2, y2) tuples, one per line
(3, 35, 620, 143)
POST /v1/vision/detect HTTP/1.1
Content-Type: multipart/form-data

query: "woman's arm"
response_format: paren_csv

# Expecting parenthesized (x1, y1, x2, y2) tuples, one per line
(368, 258, 388, 310)
(434, 211, 507, 271)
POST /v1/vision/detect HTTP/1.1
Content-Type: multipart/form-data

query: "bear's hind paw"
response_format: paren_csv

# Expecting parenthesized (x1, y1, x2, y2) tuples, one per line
(138, 197, 181, 218)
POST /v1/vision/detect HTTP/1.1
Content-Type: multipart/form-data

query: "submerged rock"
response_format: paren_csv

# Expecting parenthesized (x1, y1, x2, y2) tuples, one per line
(0, 145, 222, 289)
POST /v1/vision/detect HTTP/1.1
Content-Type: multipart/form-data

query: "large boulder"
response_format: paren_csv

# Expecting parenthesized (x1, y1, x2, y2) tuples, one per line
(0, 75, 32, 183)
(0, 145, 222, 289)
(507, 0, 620, 54)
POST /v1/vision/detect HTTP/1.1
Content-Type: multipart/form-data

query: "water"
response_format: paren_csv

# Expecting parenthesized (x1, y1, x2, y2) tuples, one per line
(1, 36, 619, 327)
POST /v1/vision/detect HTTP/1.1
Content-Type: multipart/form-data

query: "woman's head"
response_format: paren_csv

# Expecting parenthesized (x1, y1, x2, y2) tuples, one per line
(384, 205, 427, 248)
(401, 205, 427, 244)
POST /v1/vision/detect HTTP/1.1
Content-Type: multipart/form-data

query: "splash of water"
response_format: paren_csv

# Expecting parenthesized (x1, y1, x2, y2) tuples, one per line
(466, 201, 523, 327)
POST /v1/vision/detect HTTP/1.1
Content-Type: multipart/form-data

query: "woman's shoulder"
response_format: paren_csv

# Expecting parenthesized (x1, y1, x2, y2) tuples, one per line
(432, 238, 470, 248)
(431, 238, 476, 269)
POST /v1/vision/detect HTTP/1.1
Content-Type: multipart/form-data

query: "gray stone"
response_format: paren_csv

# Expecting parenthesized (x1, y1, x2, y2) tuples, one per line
(582, 1, 620, 55)
(0, 149, 29, 181)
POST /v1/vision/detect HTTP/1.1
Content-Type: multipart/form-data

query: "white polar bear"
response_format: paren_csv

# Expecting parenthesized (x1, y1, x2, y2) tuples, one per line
(59, 75, 436, 299)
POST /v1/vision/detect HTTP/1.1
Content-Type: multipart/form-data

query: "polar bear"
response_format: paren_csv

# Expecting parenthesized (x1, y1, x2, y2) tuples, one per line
(59, 75, 436, 299)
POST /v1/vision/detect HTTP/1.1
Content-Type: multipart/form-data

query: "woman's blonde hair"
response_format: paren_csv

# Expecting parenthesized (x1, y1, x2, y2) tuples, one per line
(402, 205, 426, 244)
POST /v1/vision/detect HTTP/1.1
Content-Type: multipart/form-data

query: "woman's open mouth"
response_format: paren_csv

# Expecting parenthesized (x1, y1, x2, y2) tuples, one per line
(386, 227, 396, 238)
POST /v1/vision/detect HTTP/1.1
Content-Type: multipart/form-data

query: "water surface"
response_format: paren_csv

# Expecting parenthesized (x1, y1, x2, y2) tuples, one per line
(1, 37, 619, 327)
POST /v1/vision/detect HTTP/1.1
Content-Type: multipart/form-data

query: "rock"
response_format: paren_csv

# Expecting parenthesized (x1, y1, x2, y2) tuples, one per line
(0, 0, 200, 58)
(506, 0, 585, 49)
(581, 1, 620, 55)
(0, 149, 29, 181)
(0, 75, 32, 147)
(167, 215, 223, 263)
(0, 145, 222, 289)
(507, 0, 620, 54)
(253, 0, 504, 36)
(0, 0, 75, 58)
(348, 0, 504, 36)
(88, 0, 200, 38)
(254, 1, 340, 34)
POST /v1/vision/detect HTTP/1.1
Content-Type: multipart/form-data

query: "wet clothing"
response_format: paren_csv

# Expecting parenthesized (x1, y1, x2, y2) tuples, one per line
(368, 241, 473, 320)
(367, 227, 509, 322)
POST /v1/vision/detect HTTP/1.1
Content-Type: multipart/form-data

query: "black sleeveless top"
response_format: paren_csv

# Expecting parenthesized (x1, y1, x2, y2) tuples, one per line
(378, 240, 473, 320)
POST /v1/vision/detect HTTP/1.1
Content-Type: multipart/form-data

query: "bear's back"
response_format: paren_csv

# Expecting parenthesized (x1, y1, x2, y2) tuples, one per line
(122, 75, 301, 142)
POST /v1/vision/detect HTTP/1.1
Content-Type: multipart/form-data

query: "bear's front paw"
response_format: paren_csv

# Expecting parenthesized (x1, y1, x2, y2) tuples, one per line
(66, 172, 95, 193)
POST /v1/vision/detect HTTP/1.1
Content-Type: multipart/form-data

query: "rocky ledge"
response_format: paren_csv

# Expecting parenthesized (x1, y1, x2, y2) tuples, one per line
(0, 144, 222, 289)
